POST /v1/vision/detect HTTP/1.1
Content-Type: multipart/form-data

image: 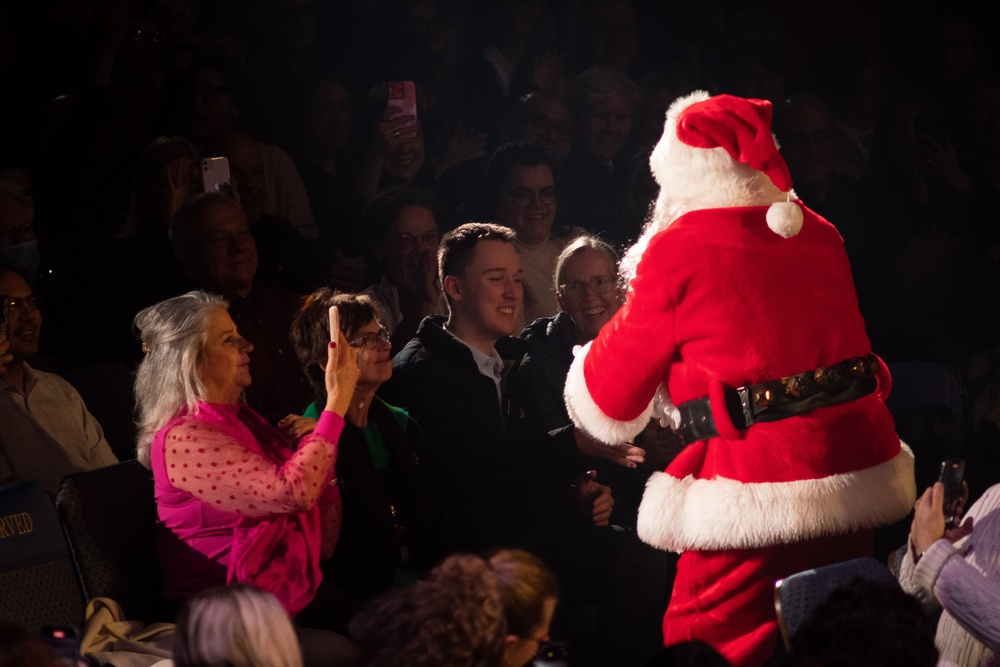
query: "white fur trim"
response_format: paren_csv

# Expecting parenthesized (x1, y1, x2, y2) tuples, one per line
(636, 443, 916, 552)
(766, 201, 804, 238)
(564, 341, 653, 444)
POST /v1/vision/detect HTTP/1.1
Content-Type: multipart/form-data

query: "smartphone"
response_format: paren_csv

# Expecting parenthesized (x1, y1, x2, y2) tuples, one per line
(387, 81, 418, 129)
(939, 458, 966, 527)
(329, 305, 340, 342)
(0, 295, 12, 337)
(201, 156, 231, 193)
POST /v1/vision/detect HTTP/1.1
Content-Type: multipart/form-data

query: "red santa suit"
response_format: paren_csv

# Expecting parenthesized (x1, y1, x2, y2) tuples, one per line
(564, 92, 915, 667)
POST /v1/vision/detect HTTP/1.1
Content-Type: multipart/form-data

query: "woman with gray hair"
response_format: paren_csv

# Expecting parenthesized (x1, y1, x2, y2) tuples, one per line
(133, 290, 358, 621)
(173, 584, 304, 667)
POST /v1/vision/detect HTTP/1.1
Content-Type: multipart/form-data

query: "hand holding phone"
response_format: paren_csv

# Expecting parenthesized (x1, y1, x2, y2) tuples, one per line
(329, 305, 340, 342)
(939, 458, 966, 528)
(387, 81, 418, 129)
(202, 156, 231, 193)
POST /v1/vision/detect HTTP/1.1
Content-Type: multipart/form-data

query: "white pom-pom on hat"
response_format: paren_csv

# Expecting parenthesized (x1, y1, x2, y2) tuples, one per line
(766, 198, 804, 238)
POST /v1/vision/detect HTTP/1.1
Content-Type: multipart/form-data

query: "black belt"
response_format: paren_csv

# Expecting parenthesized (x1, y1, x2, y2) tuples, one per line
(676, 354, 880, 445)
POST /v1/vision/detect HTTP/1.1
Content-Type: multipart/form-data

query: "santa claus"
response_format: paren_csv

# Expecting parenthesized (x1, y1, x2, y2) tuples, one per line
(563, 91, 916, 666)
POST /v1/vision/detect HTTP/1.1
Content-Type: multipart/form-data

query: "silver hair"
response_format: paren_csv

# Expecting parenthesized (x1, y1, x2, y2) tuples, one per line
(173, 584, 303, 667)
(553, 235, 620, 292)
(133, 290, 229, 467)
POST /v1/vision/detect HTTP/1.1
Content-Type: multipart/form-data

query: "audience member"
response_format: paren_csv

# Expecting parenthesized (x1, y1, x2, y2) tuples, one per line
(134, 290, 356, 624)
(381, 222, 674, 667)
(485, 142, 583, 330)
(200, 126, 332, 294)
(560, 66, 643, 248)
(352, 552, 507, 667)
(169, 191, 313, 422)
(505, 91, 574, 165)
(0, 262, 118, 497)
(105, 136, 199, 361)
(179, 54, 320, 239)
(289, 288, 449, 615)
(290, 70, 366, 251)
(519, 236, 680, 529)
(360, 188, 447, 350)
(489, 548, 559, 667)
(452, 0, 553, 139)
(789, 578, 938, 666)
(173, 584, 305, 667)
(899, 480, 1000, 665)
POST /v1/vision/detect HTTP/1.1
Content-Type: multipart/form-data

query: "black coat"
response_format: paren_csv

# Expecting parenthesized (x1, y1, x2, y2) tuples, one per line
(380, 316, 584, 551)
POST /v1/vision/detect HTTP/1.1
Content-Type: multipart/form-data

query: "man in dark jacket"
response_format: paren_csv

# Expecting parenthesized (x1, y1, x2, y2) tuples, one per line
(381, 222, 674, 667)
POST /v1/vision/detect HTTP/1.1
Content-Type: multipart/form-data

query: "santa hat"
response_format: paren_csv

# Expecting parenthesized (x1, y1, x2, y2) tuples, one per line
(674, 93, 803, 238)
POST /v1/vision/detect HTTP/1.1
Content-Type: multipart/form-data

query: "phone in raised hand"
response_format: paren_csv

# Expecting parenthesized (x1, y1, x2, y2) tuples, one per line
(939, 458, 966, 528)
(329, 305, 340, 343)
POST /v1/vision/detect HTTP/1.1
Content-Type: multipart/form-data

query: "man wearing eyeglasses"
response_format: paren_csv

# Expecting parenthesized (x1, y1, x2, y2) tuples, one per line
(171, 191, 312, 423)
(0, 264, 118, 497)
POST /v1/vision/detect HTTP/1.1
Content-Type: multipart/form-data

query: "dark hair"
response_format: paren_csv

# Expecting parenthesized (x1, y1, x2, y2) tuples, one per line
(189, 53, 249, 106)
(438, 222, 516, 287)
(790, 579, 938, 667)
(289, 288, 379, 401)
(0, 258, 36, 292)
(168, 190, 240, 248)
(484, 142, 556, 215)
(364, 187, 442, 250)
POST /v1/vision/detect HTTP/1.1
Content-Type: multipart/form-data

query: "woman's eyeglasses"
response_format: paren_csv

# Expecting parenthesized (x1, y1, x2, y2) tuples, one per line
(348, 327, 391, 349)
(558, 275, 617, 300)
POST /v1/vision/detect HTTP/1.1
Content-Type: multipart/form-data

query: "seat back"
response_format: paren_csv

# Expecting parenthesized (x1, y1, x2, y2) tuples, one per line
(774, 556, 901, 650)
(56, 460, 165, 623)
(0, 480, 84, 632)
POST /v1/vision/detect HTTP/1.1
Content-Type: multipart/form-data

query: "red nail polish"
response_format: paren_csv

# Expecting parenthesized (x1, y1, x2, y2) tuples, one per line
(329, 341, 336, 349)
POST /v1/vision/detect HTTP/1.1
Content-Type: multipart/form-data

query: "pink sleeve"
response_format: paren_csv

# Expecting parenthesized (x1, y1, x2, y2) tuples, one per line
(161, 412, 345, 518)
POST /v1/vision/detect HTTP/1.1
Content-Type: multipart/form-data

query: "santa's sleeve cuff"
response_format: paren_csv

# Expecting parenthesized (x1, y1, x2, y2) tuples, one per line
(564, 341, 653, 444)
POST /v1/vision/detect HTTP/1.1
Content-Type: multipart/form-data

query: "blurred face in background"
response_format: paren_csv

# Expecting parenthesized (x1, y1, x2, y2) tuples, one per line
(300, 79, 353, 157)
(188, 66, 239, 141)
(578, 95, 633, 163)
(378, 204, 440, 292)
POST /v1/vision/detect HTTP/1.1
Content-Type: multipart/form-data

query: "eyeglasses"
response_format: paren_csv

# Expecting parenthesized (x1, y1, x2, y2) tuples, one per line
(202, 228, 254, 249)
(349, 327, 391, 349)
(394, 230, 440, 251)
(0, 221, 34, 246)
(559, 275, 617, 300)
(1, 294, 40, 318)
(508, 186, 556, 209)
(194, 86, 230, 104)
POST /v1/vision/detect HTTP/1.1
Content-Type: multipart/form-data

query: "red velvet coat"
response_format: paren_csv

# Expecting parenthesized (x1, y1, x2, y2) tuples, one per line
(564, 202, 915, 552)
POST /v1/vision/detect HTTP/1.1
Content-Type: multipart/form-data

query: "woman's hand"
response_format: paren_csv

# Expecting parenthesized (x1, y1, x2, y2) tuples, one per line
(374, 107, 420, 157)
(277, 414, 317, 439)
(911, 482, 974, 556)
(323, 330, 359, 417)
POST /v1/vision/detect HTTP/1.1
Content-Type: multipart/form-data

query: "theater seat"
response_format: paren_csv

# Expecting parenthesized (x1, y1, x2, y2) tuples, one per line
(774, 556, 902, 650)
(0, 480, 84, 632)
(56, 460, 167, 624)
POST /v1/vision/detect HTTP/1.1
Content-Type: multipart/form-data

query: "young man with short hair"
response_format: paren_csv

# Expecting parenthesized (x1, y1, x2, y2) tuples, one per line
(382, 222, 674, 667)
